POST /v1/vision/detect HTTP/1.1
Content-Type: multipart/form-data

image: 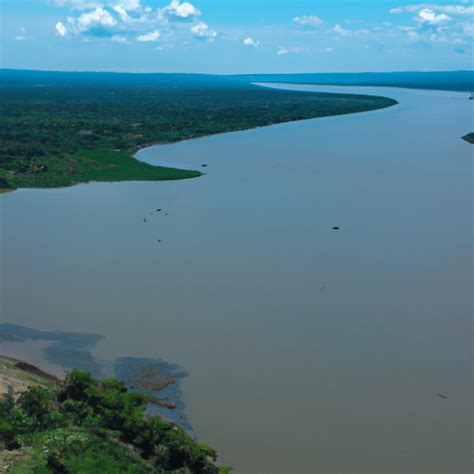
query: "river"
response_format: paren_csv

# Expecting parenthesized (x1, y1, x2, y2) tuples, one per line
(1, 85, 472, 473)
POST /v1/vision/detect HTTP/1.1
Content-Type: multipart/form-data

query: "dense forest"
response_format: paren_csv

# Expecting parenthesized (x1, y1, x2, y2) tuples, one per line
(0, 369, 228, 473)
(0, 70, 397, 189)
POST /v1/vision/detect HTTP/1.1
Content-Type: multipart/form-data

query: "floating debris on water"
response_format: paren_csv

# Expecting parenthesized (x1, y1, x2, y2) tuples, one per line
(436, 393, 448, 399)
(332, 226, 340, 230)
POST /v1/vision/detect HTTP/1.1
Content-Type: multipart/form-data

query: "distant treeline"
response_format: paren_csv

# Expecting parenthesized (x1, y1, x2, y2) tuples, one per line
(0, 70, 397, 189)
(233, 71, 474, 92)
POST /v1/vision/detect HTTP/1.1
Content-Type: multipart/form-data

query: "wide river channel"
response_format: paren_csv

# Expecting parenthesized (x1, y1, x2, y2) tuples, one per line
(1, 85, 472, 473)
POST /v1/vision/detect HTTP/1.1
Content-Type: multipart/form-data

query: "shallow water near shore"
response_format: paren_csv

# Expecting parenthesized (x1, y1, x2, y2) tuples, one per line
(1, 85, 472, 473)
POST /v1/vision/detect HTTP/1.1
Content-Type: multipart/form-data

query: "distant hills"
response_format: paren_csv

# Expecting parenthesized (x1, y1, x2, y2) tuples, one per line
(233, 71, 474, 92)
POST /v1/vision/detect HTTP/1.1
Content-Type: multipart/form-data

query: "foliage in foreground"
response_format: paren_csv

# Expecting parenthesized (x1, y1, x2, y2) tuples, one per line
(0, 370, 226, 473)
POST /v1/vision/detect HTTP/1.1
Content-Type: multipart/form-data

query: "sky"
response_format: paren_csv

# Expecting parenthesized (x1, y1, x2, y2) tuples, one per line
(1, 0, 473, 73)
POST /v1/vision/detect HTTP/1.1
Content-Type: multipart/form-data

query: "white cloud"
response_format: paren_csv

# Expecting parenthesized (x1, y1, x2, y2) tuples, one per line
(293, 15, 324, 28)
(333, 24, 351, 36)
(76, 7, 116, 32)
(119, 0, 141, 10)
(53, 0, 218, 48)
(15, 27, 28, 41)
(390, 4, 474, 15)
(54, 0, 142, 10)
(388, 2, 472, 47)
(191, 21, 217, 41)
(137, 30, 161, 41)
(243, 36, 259, 47)
(277, 46, 303, 55)
(56, 21, 68, 36)
(417, 8, 451, 24)
(111, 34, 130, 43)
(161, 0, 201, 21)
(112, 5, 130, 21)
(53, 0, 102, 8)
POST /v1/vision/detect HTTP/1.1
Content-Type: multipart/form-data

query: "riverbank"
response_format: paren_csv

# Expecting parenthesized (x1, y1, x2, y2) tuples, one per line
(0, 323, 193, 433)
(0, 356, 60, 396)
(0, 356, 229, 473)
(0, 70, 397, 190)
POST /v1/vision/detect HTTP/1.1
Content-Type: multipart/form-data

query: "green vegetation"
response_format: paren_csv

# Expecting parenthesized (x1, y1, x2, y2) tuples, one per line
(462, 132, 474, 144)
(0, 70, 397, 189)
(0, 369, 227, 473)
(0, 176, 14, 191)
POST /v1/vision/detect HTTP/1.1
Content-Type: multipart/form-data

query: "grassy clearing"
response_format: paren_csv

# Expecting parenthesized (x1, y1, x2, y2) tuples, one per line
(3, 149, 201, 189)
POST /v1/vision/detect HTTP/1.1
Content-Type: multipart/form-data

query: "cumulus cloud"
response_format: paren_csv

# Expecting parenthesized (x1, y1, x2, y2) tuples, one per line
(75, 7, 116, 32)
(53, 0, 217, 46)
(293, 15, 324, 28)
(388, 2, 472, 47)
(243, 36, 259, 47)
(137, 30, 161, 41)
(112, 5, 130, 21)
(190, 21, 216, 41)
(417, 8, 451, 24)
(56, 21, 68, 36)
(160, 0, 201, 21)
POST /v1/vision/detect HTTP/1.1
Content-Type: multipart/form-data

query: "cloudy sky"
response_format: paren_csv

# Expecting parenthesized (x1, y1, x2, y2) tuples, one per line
(2, 0, 473, 73)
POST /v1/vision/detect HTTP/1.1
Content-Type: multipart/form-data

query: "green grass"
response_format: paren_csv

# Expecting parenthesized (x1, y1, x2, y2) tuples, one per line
(2, 149, 201, 189)
(5, 427, 156, 473)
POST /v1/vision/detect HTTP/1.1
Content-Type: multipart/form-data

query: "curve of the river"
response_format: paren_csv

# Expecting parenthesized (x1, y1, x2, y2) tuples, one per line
(1, 85, 472, 473)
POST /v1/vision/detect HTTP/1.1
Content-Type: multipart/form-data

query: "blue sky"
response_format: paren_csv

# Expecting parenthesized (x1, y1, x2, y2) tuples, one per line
(2, 0, 473, 73)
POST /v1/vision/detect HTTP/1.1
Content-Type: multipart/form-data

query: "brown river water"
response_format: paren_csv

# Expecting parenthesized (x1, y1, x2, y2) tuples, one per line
(1, 85, 472, 473)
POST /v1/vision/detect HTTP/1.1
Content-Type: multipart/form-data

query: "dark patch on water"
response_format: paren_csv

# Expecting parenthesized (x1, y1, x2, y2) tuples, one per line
(0, 323, 103, 378)
(115, 357, 192, 434)
(0, 323, 192, 432)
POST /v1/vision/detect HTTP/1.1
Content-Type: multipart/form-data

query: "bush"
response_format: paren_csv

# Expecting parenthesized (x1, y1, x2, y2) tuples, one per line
(0, 370, 222, 473)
